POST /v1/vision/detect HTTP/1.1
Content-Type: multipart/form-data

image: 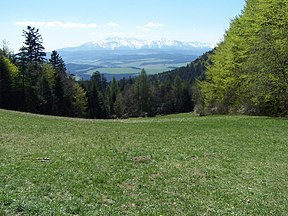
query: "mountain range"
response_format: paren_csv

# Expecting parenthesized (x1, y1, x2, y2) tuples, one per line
(59, 37, 215, 52)
(57, 37, 214, 80)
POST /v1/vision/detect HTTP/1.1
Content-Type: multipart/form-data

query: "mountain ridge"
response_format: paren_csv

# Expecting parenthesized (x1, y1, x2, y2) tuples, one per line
(59, 37, 215, 52)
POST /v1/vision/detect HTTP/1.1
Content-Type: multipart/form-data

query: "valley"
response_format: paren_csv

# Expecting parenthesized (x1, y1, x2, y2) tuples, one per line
(57, 38, 213, 80)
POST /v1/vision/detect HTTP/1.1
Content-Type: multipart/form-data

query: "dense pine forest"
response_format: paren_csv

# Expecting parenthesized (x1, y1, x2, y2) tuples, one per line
(0, 0, 287, 118)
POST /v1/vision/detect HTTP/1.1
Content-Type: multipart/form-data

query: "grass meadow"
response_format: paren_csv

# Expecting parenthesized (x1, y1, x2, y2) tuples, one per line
(1, 109, 288, 215)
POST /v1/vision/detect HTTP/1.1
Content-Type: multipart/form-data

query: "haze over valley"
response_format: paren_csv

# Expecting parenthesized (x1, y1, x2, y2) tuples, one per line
(57, 37, 213, 80)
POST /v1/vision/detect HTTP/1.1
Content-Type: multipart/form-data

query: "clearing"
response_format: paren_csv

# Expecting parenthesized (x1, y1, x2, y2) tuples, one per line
(0, 110, 288, 215)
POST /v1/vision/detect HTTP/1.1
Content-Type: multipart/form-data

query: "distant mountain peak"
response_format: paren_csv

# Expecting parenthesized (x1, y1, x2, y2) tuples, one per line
(60, 37, 215, 51)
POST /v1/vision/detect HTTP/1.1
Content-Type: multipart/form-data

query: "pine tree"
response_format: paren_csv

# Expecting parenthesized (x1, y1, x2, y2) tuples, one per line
(108, 77, 120, 115)
(49, 50, 67, 78)
(19, 26, 46, 64)
(88, 83, 101, 118)
(17, 26, 46, 112)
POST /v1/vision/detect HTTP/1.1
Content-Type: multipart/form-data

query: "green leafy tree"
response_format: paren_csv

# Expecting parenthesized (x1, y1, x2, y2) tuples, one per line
(1, 40, 15, 62)
(0, 56, 16, 109)
(202, 0, 288, 116)
(114, 93, 125, 118)
(72, 83, 87, 117)
(53, 74, 65, 115)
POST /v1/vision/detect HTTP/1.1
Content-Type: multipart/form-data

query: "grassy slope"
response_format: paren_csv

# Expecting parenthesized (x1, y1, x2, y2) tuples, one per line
(0, 110, 288, 215)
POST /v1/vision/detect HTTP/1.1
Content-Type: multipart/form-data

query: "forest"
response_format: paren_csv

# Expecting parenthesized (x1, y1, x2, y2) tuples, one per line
(201, 0, 288, 116)
(0, 25, 209, 119)
(0, 0, 287, 118)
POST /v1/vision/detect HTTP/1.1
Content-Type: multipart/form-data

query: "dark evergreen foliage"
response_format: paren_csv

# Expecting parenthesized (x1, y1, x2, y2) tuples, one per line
(0, 25, 212, 118)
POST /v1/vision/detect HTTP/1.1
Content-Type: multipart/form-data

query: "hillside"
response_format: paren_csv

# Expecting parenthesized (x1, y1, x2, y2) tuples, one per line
(1, 109, 288, 215)
(150, 49, 213, 83)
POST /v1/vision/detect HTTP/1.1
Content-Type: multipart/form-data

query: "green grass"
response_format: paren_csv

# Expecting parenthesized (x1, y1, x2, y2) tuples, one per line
(1, 110, 288, 215)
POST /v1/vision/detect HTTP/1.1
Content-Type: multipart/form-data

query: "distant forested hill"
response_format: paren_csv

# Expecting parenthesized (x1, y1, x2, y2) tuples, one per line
(150, 50, 213, 84)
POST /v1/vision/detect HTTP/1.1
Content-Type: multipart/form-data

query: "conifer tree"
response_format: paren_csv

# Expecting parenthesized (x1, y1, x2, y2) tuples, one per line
(17, 26, 46, 112)
(19, 26, 46, 64)
(134, 69, 150, 115)
(108, 77, 120, 115)
(49, 50, 67, 78)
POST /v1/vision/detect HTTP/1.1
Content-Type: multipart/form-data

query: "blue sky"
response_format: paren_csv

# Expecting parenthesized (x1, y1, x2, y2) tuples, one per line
(1, 0, 246, 51)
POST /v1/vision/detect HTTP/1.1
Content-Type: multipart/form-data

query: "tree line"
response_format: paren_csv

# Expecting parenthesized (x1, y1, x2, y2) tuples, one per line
(0, 26, 209, 118)
(200, 0, 288, 116)
(0, 27, 87, 117)
(4, 0, 284, 119)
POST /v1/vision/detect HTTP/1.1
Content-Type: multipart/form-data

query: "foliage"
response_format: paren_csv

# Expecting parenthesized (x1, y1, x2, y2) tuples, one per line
(202, 0, 288, 116)
(0, 56, 19, 109)
(0, 24, 213, 118)
(0, 26, 88, 118)
(133, 69, 151, 115)
(72, 83, 87, 117)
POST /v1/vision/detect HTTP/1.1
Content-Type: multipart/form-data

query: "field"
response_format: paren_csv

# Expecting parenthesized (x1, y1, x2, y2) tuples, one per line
(67, 60, 191, 81)
(1, 109, 288, 215)
(63, 50, 197, 80)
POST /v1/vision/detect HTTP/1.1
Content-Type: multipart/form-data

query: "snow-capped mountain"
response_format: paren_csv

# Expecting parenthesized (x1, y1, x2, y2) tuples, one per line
(60, 37, 215, 51)
(56, 37, 215, 80)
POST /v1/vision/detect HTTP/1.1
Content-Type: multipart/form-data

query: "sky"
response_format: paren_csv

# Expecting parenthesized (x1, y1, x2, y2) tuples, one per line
(0, 0, 246, 52)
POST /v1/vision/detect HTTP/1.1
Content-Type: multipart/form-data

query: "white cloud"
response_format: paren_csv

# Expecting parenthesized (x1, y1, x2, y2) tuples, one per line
(92, 32, 125, 37)
(106, 22, 120, 27)
(14, 21, 98, 28)
(136, 25, 151, 32)
(136, 22, 164, 32)
(144, 22, 164, 28)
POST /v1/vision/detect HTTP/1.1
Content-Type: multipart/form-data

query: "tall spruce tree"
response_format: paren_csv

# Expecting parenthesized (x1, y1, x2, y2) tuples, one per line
(49, 51, 67, 115)
(17, 26, 46, 112)
(49, 50, 67, 78)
